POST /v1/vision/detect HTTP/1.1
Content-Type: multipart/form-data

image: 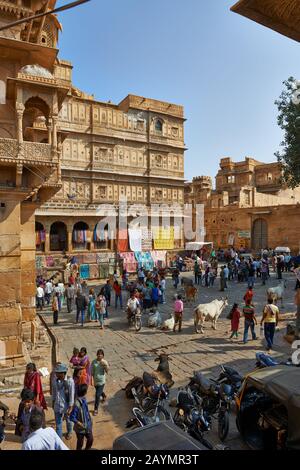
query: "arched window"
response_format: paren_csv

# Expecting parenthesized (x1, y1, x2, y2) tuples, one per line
(154, 119, 163, 133)
(72, 221, 89, 250)
(50, 222, 68, 252)
(35, 222, 45, 252)
(0, 80, 5, 105)
(93, 223, 109, 250)
(23, 96, 50, 143)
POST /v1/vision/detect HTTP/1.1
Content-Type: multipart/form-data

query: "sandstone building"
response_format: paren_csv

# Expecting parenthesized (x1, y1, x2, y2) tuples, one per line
(0, 0, 185, 362)
(185, 157, 300, 253)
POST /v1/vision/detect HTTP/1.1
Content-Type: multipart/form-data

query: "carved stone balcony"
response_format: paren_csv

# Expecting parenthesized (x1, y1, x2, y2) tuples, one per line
(0, 138, 54, 165)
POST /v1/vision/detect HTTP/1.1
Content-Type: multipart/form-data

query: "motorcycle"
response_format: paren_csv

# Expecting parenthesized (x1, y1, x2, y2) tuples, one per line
(216, 365, 243, 393)
(189, 371, 235, 442)
(126, 305, 142, 332)
(173, 388, 214, 449)
(128, 373, 172, 426)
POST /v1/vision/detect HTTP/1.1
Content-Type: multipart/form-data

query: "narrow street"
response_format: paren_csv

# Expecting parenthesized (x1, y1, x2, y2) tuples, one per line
(2, 271, 296, 450)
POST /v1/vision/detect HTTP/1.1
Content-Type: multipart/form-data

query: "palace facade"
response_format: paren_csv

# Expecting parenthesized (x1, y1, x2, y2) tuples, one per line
(0, 0, 185, 362)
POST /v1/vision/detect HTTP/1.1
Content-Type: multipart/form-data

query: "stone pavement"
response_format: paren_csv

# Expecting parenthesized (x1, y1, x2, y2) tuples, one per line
(2, 270, 296, 450)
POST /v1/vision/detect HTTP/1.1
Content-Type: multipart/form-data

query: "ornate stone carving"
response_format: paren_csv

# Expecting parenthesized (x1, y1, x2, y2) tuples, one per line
(23, 142, 52, 161)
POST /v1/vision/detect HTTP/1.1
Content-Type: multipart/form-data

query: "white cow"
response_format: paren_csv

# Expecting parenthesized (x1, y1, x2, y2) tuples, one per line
(194, 297, 228, 334)
(267, 280, 287, 308)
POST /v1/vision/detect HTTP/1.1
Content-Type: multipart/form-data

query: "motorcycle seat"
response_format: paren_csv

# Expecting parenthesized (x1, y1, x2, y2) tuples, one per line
(194, 372, 213, 393)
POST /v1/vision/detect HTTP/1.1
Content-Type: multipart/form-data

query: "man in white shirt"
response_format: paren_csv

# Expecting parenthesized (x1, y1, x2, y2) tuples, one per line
(159, 277, 166, 304)
(44, 280, 53, 306)
(36, 285, 44, 311)
(22, 410, 69, 450)
(57, 281, 65, 311)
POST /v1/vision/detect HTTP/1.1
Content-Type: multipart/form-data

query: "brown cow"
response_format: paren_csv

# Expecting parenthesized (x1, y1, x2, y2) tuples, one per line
(185, 285, 198, 303)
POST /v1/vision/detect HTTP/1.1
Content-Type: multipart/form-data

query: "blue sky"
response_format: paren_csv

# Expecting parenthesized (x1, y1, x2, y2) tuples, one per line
(57, 0, 300, 183)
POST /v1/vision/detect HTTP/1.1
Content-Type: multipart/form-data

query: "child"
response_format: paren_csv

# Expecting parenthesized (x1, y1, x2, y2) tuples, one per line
(52, 292, 59, 325)
(69, 348, 80, 379)
(96, 294, 106, 329)
(70, 384, 93, 451)
(15, 388, 45, 442)
(228, 303, 241, 339)
(173, 294, 184, 333)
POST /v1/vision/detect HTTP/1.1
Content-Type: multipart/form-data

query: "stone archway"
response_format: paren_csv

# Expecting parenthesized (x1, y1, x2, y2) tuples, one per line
(252, 218, 268, 251)
(50, 221, 68, 252)
(72, 221, 89, 250)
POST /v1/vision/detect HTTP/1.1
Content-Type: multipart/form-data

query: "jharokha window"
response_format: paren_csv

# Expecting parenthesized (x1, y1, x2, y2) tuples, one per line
(154, 119, 163, 133)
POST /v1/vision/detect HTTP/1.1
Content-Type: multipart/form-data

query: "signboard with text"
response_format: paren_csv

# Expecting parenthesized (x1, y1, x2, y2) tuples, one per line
(238, 231, 251, 239)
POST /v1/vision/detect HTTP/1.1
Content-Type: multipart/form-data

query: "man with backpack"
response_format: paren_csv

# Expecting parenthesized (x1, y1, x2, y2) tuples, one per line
(51, 363, 75, 440)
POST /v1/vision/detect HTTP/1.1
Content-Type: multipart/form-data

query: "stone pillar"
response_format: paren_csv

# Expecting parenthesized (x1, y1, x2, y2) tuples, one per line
(57, 142, 62, 183)
(16, 103, 25, 145)
(68, 225, 73, 253)
(45, 228, 50, 254)
(47, 118, 52, 146)
(52, 115, 58, 151)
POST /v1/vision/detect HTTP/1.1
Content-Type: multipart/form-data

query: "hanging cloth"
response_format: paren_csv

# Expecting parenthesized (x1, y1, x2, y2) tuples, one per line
(129, 229, 142, 252)
(117, 229, 128, 252)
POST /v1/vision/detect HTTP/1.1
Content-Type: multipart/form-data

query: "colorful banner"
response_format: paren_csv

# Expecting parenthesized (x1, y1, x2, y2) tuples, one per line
(46, 256, 55, 267)
(35, 256, 45, 269)
(142, 229, 153, 251)
(151, 250, 167, 268)
(89, 264, 100, 279)
(79, 264, 90, 279)
(135, 252, 154, 271)
(119, 252, 137, 273)
(153, 227, 174, 250)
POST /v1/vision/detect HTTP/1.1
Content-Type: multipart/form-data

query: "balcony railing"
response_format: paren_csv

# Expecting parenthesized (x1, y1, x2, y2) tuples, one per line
(0, 138, 52, 163)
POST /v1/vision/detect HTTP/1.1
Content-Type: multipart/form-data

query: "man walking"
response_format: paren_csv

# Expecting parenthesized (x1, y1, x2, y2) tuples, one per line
(242, 299, 257, 344)
(261, 298, 279, 352)
(261, 258, 269, 286)
(51, 364, 75, 440)
(36, 284, 44, 311)
(65, 283, 75, 313)
(44, 279, 53, 306)
(113, 280, 123, 309)
(91, 349, 109, 416)
(75, 290, 87, 326)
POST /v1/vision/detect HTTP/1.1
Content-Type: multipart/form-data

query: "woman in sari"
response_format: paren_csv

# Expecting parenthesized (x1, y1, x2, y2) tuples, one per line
(23, 363, 47, 410)
(78, 347, 91, 386)
(88, 288, 97, 321)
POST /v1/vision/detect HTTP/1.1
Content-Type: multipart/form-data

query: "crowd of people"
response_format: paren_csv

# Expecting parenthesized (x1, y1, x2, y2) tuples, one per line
(16, 246, 299, 451)
(0, 347, 109, 451)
